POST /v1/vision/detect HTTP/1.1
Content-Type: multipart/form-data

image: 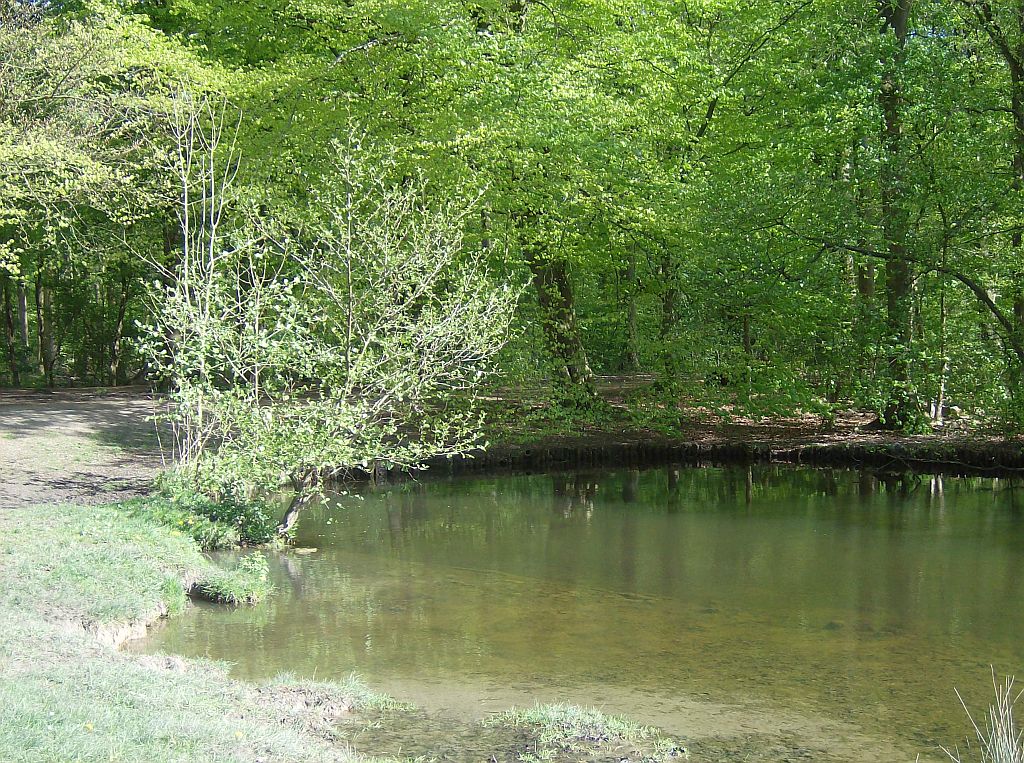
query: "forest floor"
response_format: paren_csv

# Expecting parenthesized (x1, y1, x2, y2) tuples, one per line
(0, 387, 163, 508)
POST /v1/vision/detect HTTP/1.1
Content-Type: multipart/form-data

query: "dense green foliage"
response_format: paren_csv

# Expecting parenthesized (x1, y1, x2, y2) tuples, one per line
(4, 0, 1024, 432)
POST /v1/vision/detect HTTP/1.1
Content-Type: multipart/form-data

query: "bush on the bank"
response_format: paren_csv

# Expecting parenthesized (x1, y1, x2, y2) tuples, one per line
(120, 497, 238, 551)
(141, 118, 520, 531)
(156, 470, 282, 545)
(166, 490, 279, 547)
(122, 489, 280, 550)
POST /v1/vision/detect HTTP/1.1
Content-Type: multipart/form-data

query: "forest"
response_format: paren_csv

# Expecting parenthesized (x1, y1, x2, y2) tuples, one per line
(3, 0, 1024, 437)
(9, 3, 1024, 760)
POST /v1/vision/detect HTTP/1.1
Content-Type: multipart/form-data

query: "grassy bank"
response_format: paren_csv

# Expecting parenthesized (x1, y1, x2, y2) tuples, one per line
(484, 705, 686, 762)
(0, 501, 391, 762)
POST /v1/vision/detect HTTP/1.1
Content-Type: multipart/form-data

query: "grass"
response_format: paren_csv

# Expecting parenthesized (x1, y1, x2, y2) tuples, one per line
(942, 672, 1024, 763)
(192, 552, 273, 605)
(121, 495, 243, 551)
(484, 704, 686, 762)
(0, 501, 392, 762)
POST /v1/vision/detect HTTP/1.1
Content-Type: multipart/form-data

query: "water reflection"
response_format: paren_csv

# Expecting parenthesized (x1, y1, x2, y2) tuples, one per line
(136, 466, 1024, 760)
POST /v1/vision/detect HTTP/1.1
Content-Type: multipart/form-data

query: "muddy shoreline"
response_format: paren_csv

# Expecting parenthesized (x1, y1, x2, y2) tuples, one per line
(368, 434, 1024, 482)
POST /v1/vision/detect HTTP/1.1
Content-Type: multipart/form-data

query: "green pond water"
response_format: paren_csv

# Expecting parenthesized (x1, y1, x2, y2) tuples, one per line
(136, 466, 1024, 761)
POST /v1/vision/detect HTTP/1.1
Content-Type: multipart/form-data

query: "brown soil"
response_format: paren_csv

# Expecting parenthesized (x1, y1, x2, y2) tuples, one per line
(0, 387, 163, 508)
(435, 407, 1024, 479)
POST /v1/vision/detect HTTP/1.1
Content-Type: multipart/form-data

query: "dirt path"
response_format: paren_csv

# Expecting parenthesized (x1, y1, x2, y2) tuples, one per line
(0, 388, 163, 508)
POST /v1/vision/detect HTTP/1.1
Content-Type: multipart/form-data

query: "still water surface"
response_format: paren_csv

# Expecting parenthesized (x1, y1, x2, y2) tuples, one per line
(137, 466, 1024, 760)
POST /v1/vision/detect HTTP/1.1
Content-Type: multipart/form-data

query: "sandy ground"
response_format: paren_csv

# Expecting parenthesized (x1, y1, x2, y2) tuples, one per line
(0, 388, 164, 508)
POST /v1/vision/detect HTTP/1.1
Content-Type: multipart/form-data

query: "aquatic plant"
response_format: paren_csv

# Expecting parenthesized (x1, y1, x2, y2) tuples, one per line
(942, 671, 1024, 763)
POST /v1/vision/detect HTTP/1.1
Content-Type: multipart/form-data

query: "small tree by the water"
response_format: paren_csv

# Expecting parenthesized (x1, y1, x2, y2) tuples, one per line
(143, 98, 520, 532)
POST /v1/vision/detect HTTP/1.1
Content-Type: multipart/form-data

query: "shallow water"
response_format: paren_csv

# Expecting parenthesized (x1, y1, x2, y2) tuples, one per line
(136, 466, 1024, 760)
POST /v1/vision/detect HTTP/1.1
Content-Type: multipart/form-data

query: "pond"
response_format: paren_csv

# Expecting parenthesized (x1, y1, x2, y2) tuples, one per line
(135, 465, 1024, 761)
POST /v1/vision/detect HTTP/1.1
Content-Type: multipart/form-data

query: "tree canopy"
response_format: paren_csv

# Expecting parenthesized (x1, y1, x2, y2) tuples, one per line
(4, 0, 1024, 433)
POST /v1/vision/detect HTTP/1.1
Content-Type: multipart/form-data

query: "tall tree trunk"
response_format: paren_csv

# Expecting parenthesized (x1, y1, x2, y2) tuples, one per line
(1007, 14, 1024, 369)
(856, 264, 875, 300)
(957, 1, 1024, 375)
(109, 275, 130, 386)
(2, 275, 20, 386)
(34, 271, 43, 374)
(16, 281, 28, 347)
(879, 0, 914, 430)
(625, 249, 640, 372)
(659, 252, 676, 340)
(933, 277, 949, 423)
(524, 245, 595, 394)
(40, 283, 54, 388)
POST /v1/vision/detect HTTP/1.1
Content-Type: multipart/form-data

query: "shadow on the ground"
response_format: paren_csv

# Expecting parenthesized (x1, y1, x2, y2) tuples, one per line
(0, 388, 165, 456)
(14, 470, 155, 500)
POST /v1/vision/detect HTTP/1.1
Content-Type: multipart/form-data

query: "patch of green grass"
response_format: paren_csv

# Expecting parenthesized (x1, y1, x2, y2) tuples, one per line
(484, 704, 686, 762)
(0, 501, 387, 762)
(0, 627, 353, 763)
(192, 552, 273, 605)
(0, 502, 210, 625)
